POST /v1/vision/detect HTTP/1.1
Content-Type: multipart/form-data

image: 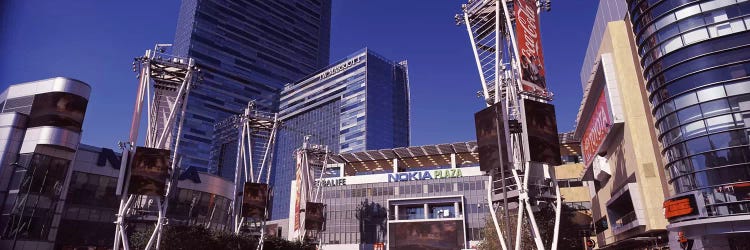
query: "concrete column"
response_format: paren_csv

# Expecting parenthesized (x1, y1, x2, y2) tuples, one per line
(424, 204, 429, 219)
(339, 164, 344, 177)
(393, 159, 398, 173)
(450, 153, 457, 168)
(394, 205, 399, 220)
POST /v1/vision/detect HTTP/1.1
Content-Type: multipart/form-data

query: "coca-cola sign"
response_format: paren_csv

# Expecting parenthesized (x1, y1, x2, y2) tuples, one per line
(515, 0, 547, 92)
(582, 91, 612, 166)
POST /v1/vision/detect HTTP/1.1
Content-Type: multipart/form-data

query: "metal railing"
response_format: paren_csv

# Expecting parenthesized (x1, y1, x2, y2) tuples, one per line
(614, 211, 638, 228)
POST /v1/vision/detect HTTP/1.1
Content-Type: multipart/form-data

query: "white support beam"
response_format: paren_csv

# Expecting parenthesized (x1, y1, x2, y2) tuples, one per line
(114, 46, 198, 250)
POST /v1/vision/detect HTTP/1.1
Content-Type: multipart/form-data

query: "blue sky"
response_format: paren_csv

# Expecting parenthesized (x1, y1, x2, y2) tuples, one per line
(1, 0, 598, 148)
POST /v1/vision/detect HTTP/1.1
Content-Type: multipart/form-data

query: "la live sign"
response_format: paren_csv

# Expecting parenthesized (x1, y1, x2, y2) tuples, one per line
(582, 91, 612, 166)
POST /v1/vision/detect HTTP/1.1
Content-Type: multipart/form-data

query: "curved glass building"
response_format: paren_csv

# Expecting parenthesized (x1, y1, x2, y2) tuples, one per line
(628, 0, 750, 247)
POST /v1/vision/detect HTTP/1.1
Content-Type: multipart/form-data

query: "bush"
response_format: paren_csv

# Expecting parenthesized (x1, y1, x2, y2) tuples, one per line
(129, 225, 314, 250)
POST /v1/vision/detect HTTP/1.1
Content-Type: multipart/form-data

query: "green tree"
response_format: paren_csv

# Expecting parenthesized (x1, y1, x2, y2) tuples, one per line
(477, 215, 501, 250)
(476, 204, 585, 250)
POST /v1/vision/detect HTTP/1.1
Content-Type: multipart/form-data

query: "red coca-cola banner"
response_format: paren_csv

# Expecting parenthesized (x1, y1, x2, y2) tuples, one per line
(515, 0, 547, 92)
(582, 91, 612, 166)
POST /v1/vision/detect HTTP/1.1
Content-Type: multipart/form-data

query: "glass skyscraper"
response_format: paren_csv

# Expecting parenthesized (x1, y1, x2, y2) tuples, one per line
(270, 49, 410, 220)
(628, 0, 750, 247)
(172, 0, 331, 175)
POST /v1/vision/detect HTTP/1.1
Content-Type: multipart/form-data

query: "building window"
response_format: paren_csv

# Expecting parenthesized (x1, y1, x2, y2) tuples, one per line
(557, 178, 584, 188)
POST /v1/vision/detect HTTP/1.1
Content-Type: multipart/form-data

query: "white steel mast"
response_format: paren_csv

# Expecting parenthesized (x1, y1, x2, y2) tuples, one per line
(113, 44, 199, 250)
(214, 101, 279, 250)
(292, 137, 329, 247)
(456, 1, 561, 249)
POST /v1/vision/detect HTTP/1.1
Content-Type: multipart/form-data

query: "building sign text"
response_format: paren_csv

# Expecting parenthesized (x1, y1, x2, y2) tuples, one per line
(582, 91, 612, 166)
(388, 169, 463, 182)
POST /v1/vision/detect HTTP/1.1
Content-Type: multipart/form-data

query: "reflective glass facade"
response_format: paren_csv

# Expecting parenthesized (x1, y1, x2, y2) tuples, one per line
(270, 49, 410, 220)
(1, 154, 70, 242)
(173, 0, 331, 174)
(628, 0, 750, 218)
(56, 144, 236, 248)
(58, 171, 119, 249)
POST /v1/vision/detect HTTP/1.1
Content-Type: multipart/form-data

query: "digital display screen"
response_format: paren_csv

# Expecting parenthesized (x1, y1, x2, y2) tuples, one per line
(28, 92, 88, 132)
(304, 202, 326, 231)
(242, 182, 269, 220)
(128, 147, 170, 196)
(475, 102, 509, 172)
(523, 99, 562, 166)
(389, 220, 465, 250)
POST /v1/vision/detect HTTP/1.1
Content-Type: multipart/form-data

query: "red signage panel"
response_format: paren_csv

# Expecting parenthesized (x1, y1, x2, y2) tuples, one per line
(515, 0, 547, 92)
(582, 91, 612, 166)
(664, 195, 698, 220)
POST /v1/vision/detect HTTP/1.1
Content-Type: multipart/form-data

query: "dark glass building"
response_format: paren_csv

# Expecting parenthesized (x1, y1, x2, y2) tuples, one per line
(173, 0, 332, 175)
(269, 49, 410, 221)
(628, 0, 750, 248)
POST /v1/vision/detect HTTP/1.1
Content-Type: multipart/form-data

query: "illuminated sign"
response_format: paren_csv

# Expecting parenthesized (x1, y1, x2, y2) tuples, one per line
(315, 178, 346, 187)
(388, 169, 463, 182)
(664, 195, 698, 220)
(582, 91, 612, 166)
(515, 0, 547, 92)
(318, 56, 363, 80)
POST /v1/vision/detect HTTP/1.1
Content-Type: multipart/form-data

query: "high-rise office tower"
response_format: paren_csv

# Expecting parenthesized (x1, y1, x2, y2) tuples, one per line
(627, 0, 750, 248)
(269, 49, 410, 222)
(173, 0, 332, 175)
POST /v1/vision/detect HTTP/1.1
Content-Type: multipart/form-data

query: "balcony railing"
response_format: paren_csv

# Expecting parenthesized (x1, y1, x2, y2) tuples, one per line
(614, 211, 638, 229)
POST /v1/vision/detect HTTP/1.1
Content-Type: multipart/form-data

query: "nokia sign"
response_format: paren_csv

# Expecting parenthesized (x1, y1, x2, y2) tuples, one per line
(97, 148, 121, 169)
(388, 169, 463, 182)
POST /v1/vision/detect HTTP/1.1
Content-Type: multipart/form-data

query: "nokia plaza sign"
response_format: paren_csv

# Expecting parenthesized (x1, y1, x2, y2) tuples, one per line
(388, 169, 463, 182)
(309, 167, 481, 186)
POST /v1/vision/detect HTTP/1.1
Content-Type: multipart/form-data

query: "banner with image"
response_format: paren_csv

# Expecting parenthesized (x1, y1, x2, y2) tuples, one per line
(515, 0, 547, 92)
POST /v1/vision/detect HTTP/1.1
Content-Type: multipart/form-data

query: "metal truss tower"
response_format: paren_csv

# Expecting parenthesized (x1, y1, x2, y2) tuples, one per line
(292, 137, 329, 248)
(113, 44, 199, 250)
(214, 101, 279, 249)
(456, 1, 562, 250)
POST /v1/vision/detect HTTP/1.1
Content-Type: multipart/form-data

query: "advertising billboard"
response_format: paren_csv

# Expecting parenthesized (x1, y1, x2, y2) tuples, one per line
(28, 92, 88, 132)
(242, 183, 269, 220)
(389, 220, 465, 250)
(523, 99, 562, 166)
(304, 202, 326, 231)
(581, 91, 612, 166)
(128, 147, 170, 196)
(474, 102, 510, 172)
(515, 0, 547, 92)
